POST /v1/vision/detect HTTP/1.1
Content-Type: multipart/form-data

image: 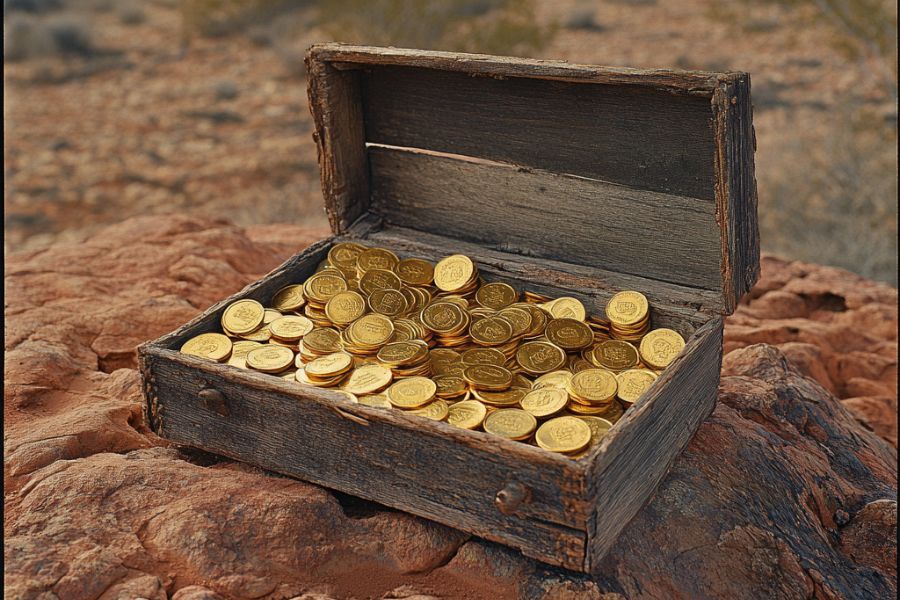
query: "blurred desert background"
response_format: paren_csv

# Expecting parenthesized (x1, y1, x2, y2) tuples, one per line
(4, 0, 898, 285)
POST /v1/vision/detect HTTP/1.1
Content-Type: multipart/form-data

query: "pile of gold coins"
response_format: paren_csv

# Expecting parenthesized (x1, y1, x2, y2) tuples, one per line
(180, 243, 687, 458)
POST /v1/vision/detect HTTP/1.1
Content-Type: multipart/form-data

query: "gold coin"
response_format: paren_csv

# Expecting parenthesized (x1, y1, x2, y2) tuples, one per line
(304, 272, 348, 304)
(396, 258, 434, 286)
(475, 282, 518, 310)
(591, 340, 640, 371)
(324, 291, 367, 325)
(238, 324, 272, 342)
(516, 341, 566, 375)
(433, 374, 468, 398)
(460, 347, 507, 367)
(535, 416, 592, 453)
(359, 268, 402, 295)
(221, 299, 265, 335)
(263, 309, 283, 324)
(549, 297, 586, 321)
(469, 316, 513, 346)
(639, 328, 686, 370)
(545, 318, 593, 351)
(532, 370, 573, 390)
(377, 340, 428, 366)
(358, 394, 392, 409)
(463, 364, 513, 390)
(434, 254, 476, 292)
(518, 303, 548, 337)
(472, 387, 527, 407)
(497, 307, 532, 338)
(421, 302, 467, 334)
(606, 291, 649, 327)
(181, 333, 233, 362)
(268, 315, 315, 342)
(568, 369, 618, 404)
(348, 314, 394, 347)
(483, 409, 537, 441)
(368, 288, 408, 317)
(357, 247, 400, 273)
(271, 285, 307, 311)
(341, 364, 393, 395)
(615, 369, 658, 405)
(574, 416, 614, 449)
(302, 327, 342, 354)
(327, 242, 365, 268)
(409, 399, 450, 421)
(227, 340, 263, 368)
(387, 376, 437, 409)
(520, 388, 569, 418)
(305, 352, 354, 377)
(447, 400, 487, 430)
(246, 345, 294, 373)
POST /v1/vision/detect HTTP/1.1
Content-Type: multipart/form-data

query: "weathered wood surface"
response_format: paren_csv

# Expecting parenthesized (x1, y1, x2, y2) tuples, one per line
(305, 56, 368, 234)
(360, 65, 717, 201)
(713, 76, 760, 313)
(584, 317, 722, 571)
(368, 144, 722, 293)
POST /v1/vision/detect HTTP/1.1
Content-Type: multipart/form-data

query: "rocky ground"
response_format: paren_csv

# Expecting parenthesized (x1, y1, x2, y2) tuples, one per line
(4, 216, 897, 600)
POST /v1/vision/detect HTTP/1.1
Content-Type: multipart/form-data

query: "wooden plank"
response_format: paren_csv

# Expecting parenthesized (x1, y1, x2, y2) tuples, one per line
(143, 348, 589, 570)
(583, 317, 722, 572)
(308, 43, 729, 93)
(359, 65, 718, 201)
(713, 76, 760, 313)
(306, 54, 370, 233)
(368, 145, 723, 293)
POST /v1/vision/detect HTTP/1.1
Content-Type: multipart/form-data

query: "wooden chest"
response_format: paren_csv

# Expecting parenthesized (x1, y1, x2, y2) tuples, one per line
(139, 44, 759, 573)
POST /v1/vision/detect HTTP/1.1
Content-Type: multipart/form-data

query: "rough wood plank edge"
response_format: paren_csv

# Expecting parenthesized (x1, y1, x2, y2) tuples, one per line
(583, 317, 723, 572)
(712, 76, 761, 313)
(306, 49, 370, 234)
(307, 43, 743, 95)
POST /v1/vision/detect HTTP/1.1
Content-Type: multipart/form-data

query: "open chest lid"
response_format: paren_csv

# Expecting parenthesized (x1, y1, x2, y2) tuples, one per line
(306, 43, 759, 315)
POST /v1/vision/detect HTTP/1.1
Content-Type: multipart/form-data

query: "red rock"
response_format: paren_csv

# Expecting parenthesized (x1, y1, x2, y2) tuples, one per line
(4, 218, 897, 599)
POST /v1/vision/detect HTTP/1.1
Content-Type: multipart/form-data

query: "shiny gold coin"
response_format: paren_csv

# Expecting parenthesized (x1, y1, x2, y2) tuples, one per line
(296, 368, 347, 387)
(421, 302, 467, 334)
(359, 268, 402, 296)
(302, 327, 342, 354)
(246, 345, 294, 373)
(568, 369, 618, 404)
(227, 340, 263, 368)
(341, 364, 393, 395)
(472, 387, 528, 407)
(574, 416, 614, 448)
(535, 416, 591, 454)
(497, 307, 532, 338)
(327, 242, 365, 269)
(520, 388, 569, 418)
(434, 254, 476, 292)
(460, 347, 507, 367)
(409, 399, 450, 421)
(463, 364, 513, 390)
(304, 272, 348, 304)
(271, 284, 307, 311)
(239, 324, 272, 343)
(469, 316, 513, 346)
(511, 373, 534, 389)
(368, 288, 408, 317)
(357, 247, 400, 273)
(545, 318, 594, 351)
(615, 369, 658, 405)
(483, 409, 537, 441)
(532, 370, 573, 390)
(305, 352, 354, 378)
(377, 340, 428, 366)
(387, 376, 438, 409)
(396, 258, 434, 286)
(268, 315, 314, 342)
(263, 309, 283, 324)
(548, 297, 586, 321)
(348, 314, 395, 347)
(606, 291, 649, 327)
(639, 328, 686, 370)
(591, 340, 640, 371)
(518, 303, 548, 337)
(181, 333, 233, 362)
(475, 282, 518, 310)
(358, 394, 392, 409)
(447, 399, 487, 430)
(516, 341, 566, 375)
(221, 299, 265, 335)
(324, 291, 367, 326)
(434, 373, 468, 398)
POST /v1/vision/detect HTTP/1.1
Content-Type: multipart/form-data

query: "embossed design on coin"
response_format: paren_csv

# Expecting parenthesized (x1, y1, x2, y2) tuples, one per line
(387, 376, 438, 409)
(271, 285, 307, 311)
(434, 254, 475, 292)
(591, 340, 640, 371)
(606, 291, 649, 326)
(181, 333, 232, 362)
(639, 328, 686, 369)
(246, 345, 294, 373)
(221, 299, 265, 335)
(447, 400, 487, 430)
(475, 282, 517, 309)
(535, 416, 592, 454)
(520, 388, 568, 418)
(483, 409, 537, 440)
(545, 318, 593, 350)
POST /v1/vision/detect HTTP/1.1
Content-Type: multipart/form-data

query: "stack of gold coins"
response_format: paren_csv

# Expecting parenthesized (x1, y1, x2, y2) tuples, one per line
(605, 291, 651, 341)
(181, 243, 694, 459)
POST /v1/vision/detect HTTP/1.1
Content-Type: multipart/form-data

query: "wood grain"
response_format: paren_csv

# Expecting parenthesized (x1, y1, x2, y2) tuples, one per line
(306, 55, 370, 233)
(368, 145, 722, 292)
(583, 317, 723, 572)
(360, 65, 718, 201)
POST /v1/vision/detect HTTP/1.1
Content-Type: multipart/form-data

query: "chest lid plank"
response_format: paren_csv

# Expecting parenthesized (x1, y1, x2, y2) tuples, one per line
(306, 44, 759, 314)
